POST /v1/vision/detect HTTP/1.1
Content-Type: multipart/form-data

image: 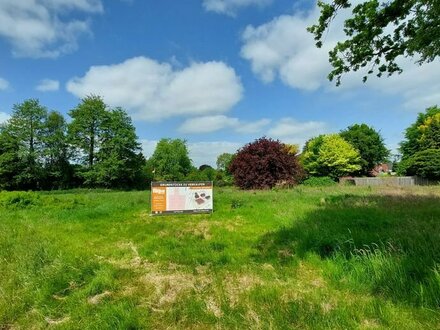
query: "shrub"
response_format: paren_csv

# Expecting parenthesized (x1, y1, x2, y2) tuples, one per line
(229, 137, 304, 189)
(214, 170, 233, 187)
(301, 176, 336, 187)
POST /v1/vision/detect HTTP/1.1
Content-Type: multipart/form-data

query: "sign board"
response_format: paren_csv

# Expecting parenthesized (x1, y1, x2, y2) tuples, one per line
(151, 181, 213, 215)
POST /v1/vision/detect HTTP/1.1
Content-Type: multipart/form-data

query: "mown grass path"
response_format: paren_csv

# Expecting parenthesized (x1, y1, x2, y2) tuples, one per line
(1, 186, 440, 329)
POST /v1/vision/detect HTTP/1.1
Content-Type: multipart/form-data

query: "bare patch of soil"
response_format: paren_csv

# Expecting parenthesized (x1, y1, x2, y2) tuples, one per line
(88, 291, 112, 305)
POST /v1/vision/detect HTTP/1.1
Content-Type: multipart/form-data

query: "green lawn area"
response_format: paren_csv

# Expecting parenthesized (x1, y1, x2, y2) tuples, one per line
(1, 186, 440, 329)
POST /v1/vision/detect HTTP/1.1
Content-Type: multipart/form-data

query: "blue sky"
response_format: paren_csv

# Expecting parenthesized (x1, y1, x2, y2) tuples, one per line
(0, 0, 439, 166)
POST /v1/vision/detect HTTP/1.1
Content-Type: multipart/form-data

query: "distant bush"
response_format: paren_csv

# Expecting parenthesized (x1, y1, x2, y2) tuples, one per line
(301, 176, 336, 187)
(185, 167, 216, 181)
(214, 170, 233, 187)
(229, 137, 304, 190)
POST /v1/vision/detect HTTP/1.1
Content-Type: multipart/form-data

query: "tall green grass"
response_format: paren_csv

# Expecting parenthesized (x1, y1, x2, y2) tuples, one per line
(0, 187, 439, 329)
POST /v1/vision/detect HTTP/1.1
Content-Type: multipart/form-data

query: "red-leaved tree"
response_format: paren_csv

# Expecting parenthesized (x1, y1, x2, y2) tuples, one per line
(229, 137, 304, 189)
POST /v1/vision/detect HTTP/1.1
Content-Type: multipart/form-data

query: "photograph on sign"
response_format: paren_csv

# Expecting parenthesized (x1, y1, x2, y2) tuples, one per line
(151, 182, 213, 215)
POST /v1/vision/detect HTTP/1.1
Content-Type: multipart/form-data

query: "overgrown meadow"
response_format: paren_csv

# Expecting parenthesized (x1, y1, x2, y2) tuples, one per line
(1, 186, 440, 329)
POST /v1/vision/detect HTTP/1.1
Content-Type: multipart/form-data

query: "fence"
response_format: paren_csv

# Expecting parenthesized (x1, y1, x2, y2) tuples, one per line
(351, 176, 433, 186)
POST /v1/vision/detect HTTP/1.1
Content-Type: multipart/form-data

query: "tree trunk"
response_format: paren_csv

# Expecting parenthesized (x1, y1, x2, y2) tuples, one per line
(89, 124, 95, 167)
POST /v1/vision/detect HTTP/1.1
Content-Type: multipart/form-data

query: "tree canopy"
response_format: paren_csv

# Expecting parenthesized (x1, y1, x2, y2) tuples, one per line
(0, 129, 24, 190)
(229, 137, 304, 189)
(0, 97, 147, 190)
(216, 153, 235, 173)
(404, 149, 440, 180)
(400, 106, 440, 159)
(42, 111, 72, 189)
(340, 123, 389, 175)
(301, 134, 362, 179)
(309, 0, 440, 85)
(4, 99, 48, 189)
(148, 138, 193, 181)
(399, 106, 440, 180)
(68, 95, 107, 168)
(92, 107, 146, 188)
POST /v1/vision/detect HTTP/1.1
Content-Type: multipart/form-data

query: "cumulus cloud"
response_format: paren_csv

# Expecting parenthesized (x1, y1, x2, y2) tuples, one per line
(240, 10, 335, 91)
(202, 0, 272, 15)
(267, 117, 328, 146)
(241, 5, 440, 110)
(372, 60, 440, 110)
(179, 115, 270, 134)
(36, 79, 59, 92)
(141, 139, 243, 167)
(0, 112, 10, 124)
(0, 78, 9, 90)
(0, 0, 102, 58)
(179, 115, 239, 134)
(187, 141, 243, 167)
(67, 56, 244, 121)
(235, 118, 271, 134)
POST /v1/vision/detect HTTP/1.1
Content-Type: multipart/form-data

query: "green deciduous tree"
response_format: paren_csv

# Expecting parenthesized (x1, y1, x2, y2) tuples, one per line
(186, 166, 217, 182)
(0, 129, 24, 190)
(6, 99, 48, 189)
(68, 95, 107, 169)
(42, 111, 72, 189)
(93, 108, 147, 188)
(302, 134, 362, 179)
(284, 143, 300, 156)
(400, 106, 440, 159)
(148, 138, 192, 181)
(216, 152, 235, 186)
(399, 106, 440, 179)
(340, 124, 389, 175)
(68, 96, 146, 188)
(216, 153, 235, 174)
(418, 111, 440, 150)
(0, 96, 147, 190)
(309, 0, 440, 85)
(402, 149, 440, 180)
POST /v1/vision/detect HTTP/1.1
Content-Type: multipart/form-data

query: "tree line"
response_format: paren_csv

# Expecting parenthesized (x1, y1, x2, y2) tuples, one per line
(225, 106, 439, 189)
(0, 96, 146, 190)
(1, 95, 438, 191)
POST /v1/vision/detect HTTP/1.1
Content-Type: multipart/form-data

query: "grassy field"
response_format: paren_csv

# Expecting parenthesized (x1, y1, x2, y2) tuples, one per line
(1, 186, 440, 329)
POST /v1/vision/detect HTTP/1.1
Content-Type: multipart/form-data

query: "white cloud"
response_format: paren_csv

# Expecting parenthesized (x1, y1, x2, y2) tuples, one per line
(267, 117, 328, 146)
(0, 112, 10, 124)
(36, 79, 59, 92)
(179, 115, 239, 134)
(67, 56, 244, 121)
(241, 5, 440, 110)
(188, 141, 242, 167)
(241, 11, 335, 91)
(235, 118, 271, 134)
(141, 139, 242, 167)
(372, 60, 440, 110)
(179, 115, 270, 134)
(0, 78, 9, 90)
(42, 0, 103, 12)
(202, 0, 272, 15)
(0, 0, 102, 58)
